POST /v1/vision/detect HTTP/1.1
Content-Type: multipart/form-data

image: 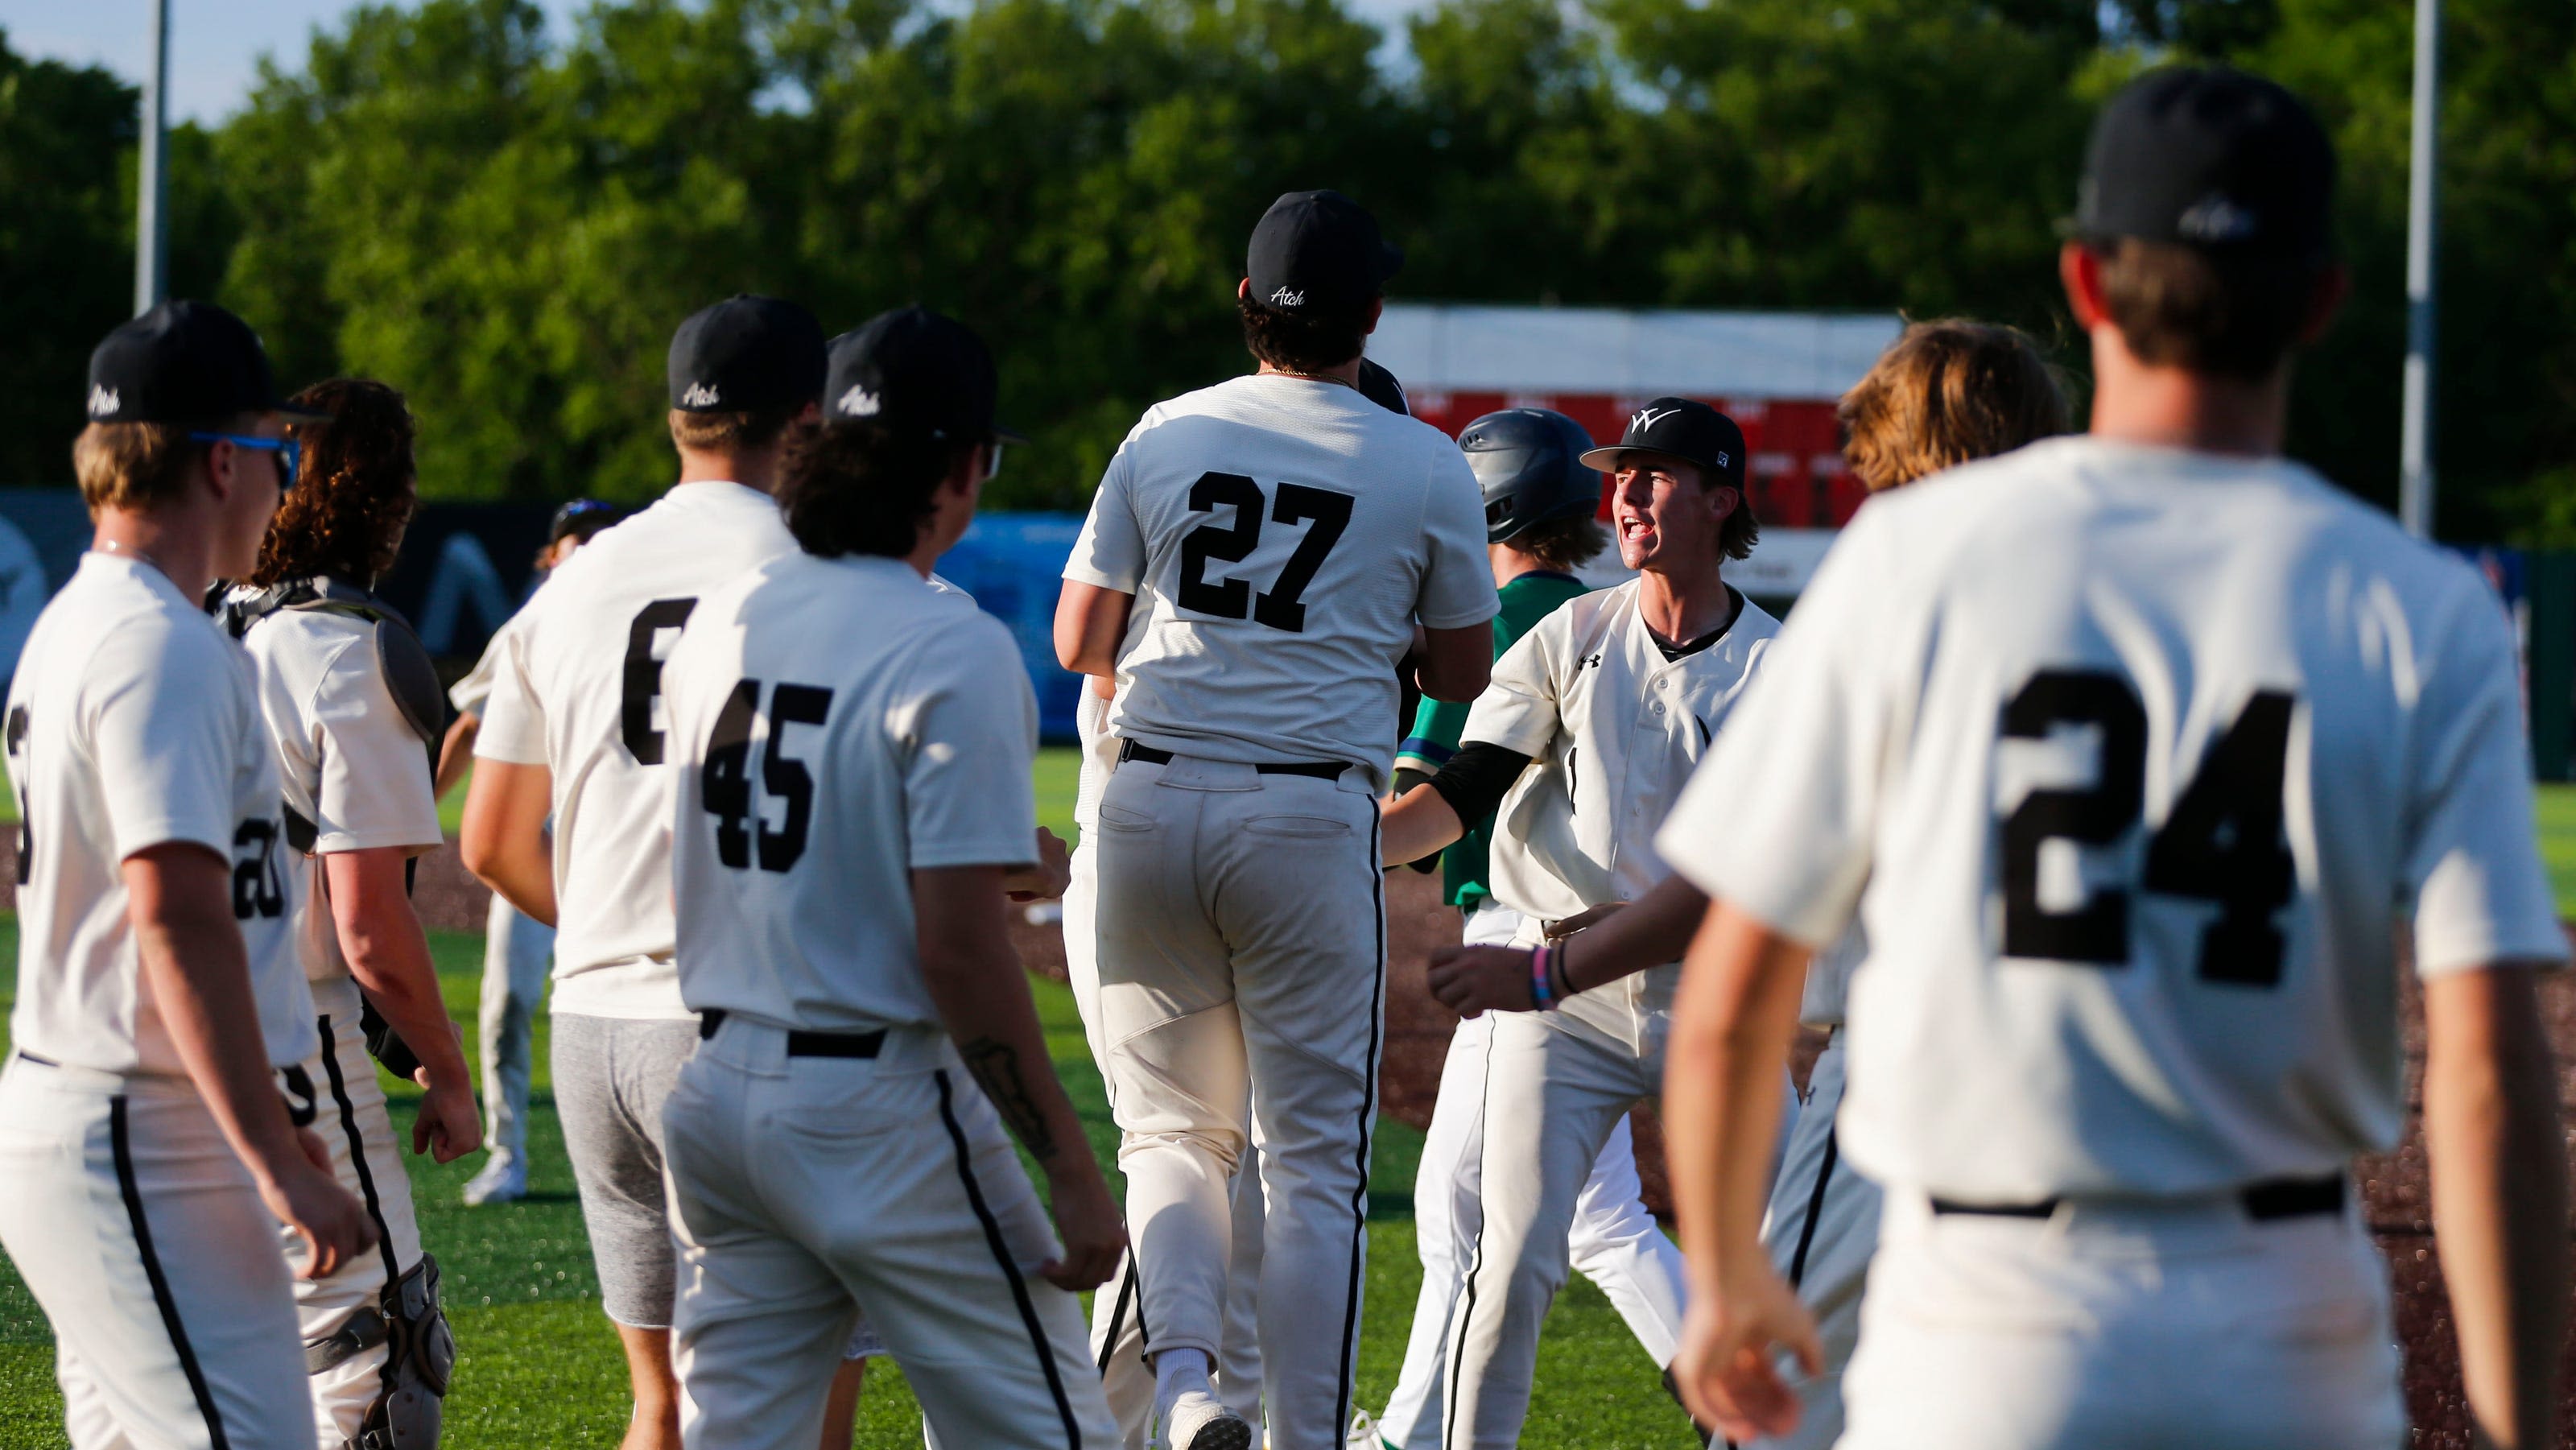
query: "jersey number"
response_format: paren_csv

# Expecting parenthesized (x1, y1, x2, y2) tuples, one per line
(1175, 473, 1355, 634)
(1999, 669, 2296, 986)
(621, 598, 700, 764)
(700, 679, 835, 873)
(232, 820, 287, 920)
(6, 705, 27, 886)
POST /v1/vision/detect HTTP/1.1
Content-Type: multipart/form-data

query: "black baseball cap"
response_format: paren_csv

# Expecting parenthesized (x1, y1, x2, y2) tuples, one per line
(667, 295, 828, 413)
(1246, 190, 1403, 316)
(86, 300, 316, 427)
(824, 306, 1026, 444)
(2070, 67, 2335, 259)
(1579, 398, 1747, 490)
(548, 499, 621, 545)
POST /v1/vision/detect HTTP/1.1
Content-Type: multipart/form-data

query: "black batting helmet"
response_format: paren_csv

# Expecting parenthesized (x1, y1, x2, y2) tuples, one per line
(1459, 407, 1602, 543)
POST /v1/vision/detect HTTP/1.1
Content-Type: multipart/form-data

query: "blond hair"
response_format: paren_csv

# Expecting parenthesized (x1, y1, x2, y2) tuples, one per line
(72, 422, 204, 513)
(1838, 320, 2070, 493)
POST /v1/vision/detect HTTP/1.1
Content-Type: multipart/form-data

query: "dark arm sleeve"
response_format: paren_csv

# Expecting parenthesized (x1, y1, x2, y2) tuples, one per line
(1424, 742, 1534, 832)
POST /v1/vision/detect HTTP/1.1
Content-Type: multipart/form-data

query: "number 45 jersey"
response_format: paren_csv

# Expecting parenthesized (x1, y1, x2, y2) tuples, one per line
(661, 554, 1038, 1032)
(1658, 436, 2569, 1203)
(477, 481, 796, 1021)
(1066, 374, 1498, 787)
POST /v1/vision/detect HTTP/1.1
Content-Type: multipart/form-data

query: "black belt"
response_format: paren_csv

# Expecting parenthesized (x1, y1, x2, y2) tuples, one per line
(696, 1010, 885, 1059)
(1930, 1174, 2344, 1224)
(1117, 739, 1348, 779)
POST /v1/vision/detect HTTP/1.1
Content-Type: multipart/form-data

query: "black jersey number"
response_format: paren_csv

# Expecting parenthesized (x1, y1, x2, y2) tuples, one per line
(232, 820, 287, 920)
(1174, 473, 1355, 634)
(1998, 669, 2297, 986)
(621, 598, 700, 764)
(701, 678, 835, 873)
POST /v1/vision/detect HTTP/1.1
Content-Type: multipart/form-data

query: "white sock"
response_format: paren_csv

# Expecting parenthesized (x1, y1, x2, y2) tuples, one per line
(1154, 1348, 1213, 1407)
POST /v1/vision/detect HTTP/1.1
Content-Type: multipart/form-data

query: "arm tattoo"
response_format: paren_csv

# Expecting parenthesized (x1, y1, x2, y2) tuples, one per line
(961, 1038, 1058, 1163)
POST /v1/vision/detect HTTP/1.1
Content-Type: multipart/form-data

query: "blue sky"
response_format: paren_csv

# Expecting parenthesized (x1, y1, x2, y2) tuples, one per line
(4, 0, 1426, 124)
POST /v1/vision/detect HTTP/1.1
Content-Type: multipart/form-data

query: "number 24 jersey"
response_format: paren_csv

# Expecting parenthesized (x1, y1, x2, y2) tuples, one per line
(1065, 374, 1497, 787)
(1660, 437, 2568, 1201)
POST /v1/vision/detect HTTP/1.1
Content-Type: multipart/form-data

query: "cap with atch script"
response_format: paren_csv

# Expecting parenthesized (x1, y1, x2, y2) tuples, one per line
(2070, 67, 2334, 258)
(87, 300, 317, 426)
(1578, 397, 1747, 491)
(1246, 190, 1404, 316)
(668, 295, 828, 413)
(825, 306, 1026, 444)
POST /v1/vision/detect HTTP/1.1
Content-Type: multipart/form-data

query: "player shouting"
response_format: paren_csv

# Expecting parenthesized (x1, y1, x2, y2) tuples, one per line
(1055, 189, 1499, 1449)
(1659, 68, 2568, 1450)
(0, 302, 374, 1449)
(1375, 398, 1775, 1449)
(226, 378, 482, 1448)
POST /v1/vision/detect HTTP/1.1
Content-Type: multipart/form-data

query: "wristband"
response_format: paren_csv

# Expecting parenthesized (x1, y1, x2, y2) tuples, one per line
(1530, 945, 1558, 1011)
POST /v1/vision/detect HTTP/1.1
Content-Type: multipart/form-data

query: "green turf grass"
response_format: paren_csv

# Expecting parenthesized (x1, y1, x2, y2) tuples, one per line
(0, 918, 1697, 1448)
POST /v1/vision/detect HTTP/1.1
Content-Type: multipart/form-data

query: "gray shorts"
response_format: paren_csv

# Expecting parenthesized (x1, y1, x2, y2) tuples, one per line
(551, 1013, 700, 1328)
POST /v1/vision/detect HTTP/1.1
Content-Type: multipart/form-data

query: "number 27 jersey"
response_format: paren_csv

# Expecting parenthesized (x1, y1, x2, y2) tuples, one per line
(1065, 374, 1497, 788)
(1659, 437, 2568, 1201)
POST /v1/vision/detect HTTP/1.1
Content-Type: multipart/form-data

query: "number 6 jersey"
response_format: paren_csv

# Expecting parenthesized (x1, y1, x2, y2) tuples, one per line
(1064, 374, 1496, 787)
(3, 553, 314, 1076)
(1657, 436, 2568, 1201)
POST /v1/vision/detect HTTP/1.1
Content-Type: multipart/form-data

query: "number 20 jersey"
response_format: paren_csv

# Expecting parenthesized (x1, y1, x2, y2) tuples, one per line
(477, 481, 797, 1020)
(1658, 436, 2568, 1201)
(1064, 374, 1498, 789)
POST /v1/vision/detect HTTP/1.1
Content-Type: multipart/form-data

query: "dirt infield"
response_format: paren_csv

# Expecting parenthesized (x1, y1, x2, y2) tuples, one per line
(410, 849, 2576, 1447)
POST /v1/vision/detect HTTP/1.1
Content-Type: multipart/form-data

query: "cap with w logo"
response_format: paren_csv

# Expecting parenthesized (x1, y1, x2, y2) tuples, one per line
(1577, 396, 1747, 491)
(667, 295, 828, 414)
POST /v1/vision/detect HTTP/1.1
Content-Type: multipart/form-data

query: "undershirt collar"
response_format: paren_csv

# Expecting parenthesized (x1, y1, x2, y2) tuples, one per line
(1645, 585, 1743, 663)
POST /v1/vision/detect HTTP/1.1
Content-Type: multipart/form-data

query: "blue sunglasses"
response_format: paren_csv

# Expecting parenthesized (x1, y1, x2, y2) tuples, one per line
(189, 431, 301, 486)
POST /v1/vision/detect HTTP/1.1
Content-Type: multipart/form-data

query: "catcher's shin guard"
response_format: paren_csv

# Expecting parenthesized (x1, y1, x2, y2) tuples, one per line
(306, 1254, 456, 1450)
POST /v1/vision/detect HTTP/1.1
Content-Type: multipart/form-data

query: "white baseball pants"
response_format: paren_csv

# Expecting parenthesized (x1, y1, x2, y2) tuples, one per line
(297, 973, 430, 1446)
(1748, 1031, 1879, 1450)
(1840, 1186, 2404, 1450)
(477, 892, 554, 1172)
(0, 1055, 312, 1450)
(663, 1017, 1117, 1450)
(1065, 838, 1265, 1447)
(1092, 754, 1385, 1450)
(1375, 907, 1687, 1450)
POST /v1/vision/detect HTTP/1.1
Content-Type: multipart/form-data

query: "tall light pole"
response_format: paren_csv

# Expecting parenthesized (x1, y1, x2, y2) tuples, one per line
(134, 0, 171, 316)
(2398, 0, 2441, 539)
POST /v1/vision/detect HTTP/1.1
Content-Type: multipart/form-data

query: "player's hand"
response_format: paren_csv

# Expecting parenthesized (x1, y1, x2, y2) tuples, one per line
(1037, 1167, 1126, 1291)
(1667, 1262, 1823, 1441)
(411, 1072, 485, 1163)
(1542, 901, 1627, 940)
(1426, 944, 1541, 1017)
(262, 1136, 378, 1281)
(1006, 828, 1073, 903)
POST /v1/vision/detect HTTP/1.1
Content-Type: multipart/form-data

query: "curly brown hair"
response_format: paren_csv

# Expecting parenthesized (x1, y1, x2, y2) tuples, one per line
(248, 379, 419, 589)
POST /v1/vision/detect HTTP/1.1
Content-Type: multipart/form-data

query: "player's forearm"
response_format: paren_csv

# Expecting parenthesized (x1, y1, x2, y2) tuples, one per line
(124, 849, 309, 1186)
(2424, 965, 2566, 1449)
(915, 869, 1096, 1178)
(1054, 582, 1132, 677)
(1380, 784, 1466, 866)
(1559, 874, 1709, 994)
(1663, 899, 1809, 1298)
(434, 712, 479, 799)
(460, 760, 558, 925)
(325, 849, 472, 1088)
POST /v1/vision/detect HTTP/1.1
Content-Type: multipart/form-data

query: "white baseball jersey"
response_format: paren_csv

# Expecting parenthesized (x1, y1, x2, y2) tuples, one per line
(1063, 374, 1496, 787)
(1659, 436, 2569, 1200)
(4, 554, 314, 1073)
(1071, 684, 1117, 837)
(236, 605, 444, 982)
(664, 552, 1038, 1033)
(477, 481, 796, 1019)
(450, 592, 540, 718)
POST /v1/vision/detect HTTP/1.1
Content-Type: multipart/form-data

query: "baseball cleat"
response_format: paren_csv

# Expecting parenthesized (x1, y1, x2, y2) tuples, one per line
(1161, 1390, 1253, 1450)
(461, 1155, 526, 1207)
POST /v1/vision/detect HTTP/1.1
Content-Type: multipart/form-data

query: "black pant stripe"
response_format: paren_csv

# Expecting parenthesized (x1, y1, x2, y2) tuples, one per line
(1441, 1019, 1500, 1450)
(109, 1096, 233, 1450)
(316, 1013, 403, 1287)
(1785, 1126, 1839, 1290)
(1096, 1258, 1137, 1375)
(935, 1069, 1082, 1448)
(1336, 808, 1386, 1435)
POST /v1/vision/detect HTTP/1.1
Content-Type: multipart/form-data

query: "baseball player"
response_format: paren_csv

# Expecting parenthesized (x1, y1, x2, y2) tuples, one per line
(1055, 189, 1500, 1448)
(1657, 68, 2569, 1450)
(436, 498, 619, 1208)
(224, 377, 484, 1449)
(658, 304, 1121, 1449)
(460, 294, 833, 1449)
(1373, 398, 1775, 1449)
(1363, 407, 1695, 1450)
(1425, 321, 2070, 1450)
(0, 301, 374, 1449)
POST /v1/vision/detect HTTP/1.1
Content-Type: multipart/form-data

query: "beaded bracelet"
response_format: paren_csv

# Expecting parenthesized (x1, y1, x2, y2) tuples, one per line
(1530, 944, 1559, 1011)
